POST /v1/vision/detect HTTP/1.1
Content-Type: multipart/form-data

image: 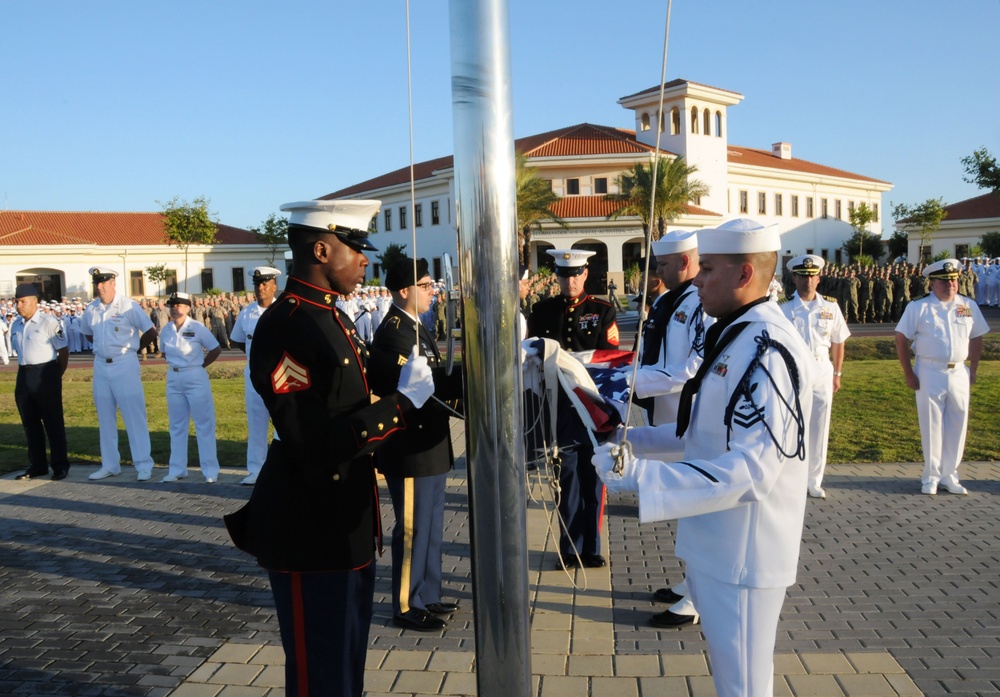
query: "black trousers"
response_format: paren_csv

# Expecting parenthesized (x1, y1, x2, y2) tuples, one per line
(15, 361, 69, 474)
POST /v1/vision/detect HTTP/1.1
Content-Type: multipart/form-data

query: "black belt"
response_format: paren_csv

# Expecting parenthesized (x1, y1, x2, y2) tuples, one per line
(20, 361, 55, 371)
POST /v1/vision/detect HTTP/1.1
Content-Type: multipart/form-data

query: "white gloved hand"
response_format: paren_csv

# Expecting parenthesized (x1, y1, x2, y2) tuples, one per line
(592, 441, 644, 494)
(398, 346, 434, 409)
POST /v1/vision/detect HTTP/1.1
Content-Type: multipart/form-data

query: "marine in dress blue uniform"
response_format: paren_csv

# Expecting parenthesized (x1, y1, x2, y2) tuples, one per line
(369, 257, 464, 632)
(527, 249, 619, 568)
(11, 283, 70, 481)
(224, 199, 435, 697)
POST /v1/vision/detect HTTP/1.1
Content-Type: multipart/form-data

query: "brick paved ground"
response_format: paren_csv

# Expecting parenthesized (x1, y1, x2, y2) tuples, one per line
(1, 421, 998, 696)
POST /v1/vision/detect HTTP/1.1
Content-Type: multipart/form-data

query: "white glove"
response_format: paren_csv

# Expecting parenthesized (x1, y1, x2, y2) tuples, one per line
(592, 441, 645, 494)
(398, 347, 434, 409)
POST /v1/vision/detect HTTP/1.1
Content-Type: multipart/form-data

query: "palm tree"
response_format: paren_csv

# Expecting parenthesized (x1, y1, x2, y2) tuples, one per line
(516, 152, 566, 265)
(605, 155, 709, 241)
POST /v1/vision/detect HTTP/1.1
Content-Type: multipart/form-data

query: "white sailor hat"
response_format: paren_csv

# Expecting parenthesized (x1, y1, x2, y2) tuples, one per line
(697, 218, 781, 256)
(89, 266, 118, 283)
(651, 229, 698, 257)
(923, 258, 961, 280)
(249, 266, 282, 284)
(166, 291, 193, 306)
(787, 254, 825, 275)
(280, 199, 381, 252)
(547, 249, 595, 277)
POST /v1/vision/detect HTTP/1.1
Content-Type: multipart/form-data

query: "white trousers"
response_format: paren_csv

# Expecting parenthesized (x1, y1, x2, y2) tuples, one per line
(670, 577, 698, 617)
(915, 362, 970, 486)
(687, 568, 787, 697)
(93, 356, 153, 475)
(244, 372, 271, 475)
(806, 360, 834, 489)
(166, 367, 219, 479)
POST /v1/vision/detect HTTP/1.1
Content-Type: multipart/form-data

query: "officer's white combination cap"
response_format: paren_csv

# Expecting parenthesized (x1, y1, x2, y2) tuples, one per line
(249, 266, 282, 281)
(89, 266, 118, 281)
(697, 218, 781, 255)
(547, 249, 596, 268)
(787, 254, 825, 275)
(923, 258, 961, 280)
(651, 229, 698, 256)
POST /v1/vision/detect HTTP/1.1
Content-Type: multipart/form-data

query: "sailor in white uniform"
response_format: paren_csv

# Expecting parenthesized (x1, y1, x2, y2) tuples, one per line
(230, 266, 282, 486)
(894, 259, 989, 495)
(159, 292, 222, 482)
(595, 218, 814, 697)
(780, 254, 849, 499)
(81, 267, 158, 481)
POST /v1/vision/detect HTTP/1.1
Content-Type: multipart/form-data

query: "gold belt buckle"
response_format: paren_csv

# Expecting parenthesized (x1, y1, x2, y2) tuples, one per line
(947, 362, 956, 369)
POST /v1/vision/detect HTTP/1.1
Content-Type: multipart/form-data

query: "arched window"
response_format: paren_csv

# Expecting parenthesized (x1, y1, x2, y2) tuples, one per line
(715, 111, 723, 138)
(703, 108, 711, 136)
(690, 106, 699, 134)
(670, 107, 681, 135)
(659, 111, 665, 133)
(640, 112, 650, 131)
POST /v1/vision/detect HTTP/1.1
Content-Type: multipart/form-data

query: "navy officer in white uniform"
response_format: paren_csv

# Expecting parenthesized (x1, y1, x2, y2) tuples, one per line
(159, 292, 222, 483)
(82, 267, 158, 481)
(781, 254, 849, 499)
(229, 266, 282, 485)
(594, 218, 814, 697)
(894, 258, 989, 495)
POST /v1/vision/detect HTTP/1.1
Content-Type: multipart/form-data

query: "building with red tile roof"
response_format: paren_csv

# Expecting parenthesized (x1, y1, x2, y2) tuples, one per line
(894, 193, 1000, 263)
(0, 211, 282, 300)
(324, 77, 893, 292)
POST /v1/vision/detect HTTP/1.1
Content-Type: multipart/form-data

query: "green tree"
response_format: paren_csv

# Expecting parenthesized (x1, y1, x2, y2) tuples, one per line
(843, 232, 884, 264)
(847, 202, 877, 259)
(886, 231, 909, 260)
(892, 198, 947, 263)
(248, 212, 289, 265)
(377, 242, 409, 279)
(145, 263, 168, 297)
(516, 152, 566, 265)
(605, 155, 709, 241)
(980, 231, 1000, 257)
(159, 196, 218, 292)
(961, 147, 1000, 195)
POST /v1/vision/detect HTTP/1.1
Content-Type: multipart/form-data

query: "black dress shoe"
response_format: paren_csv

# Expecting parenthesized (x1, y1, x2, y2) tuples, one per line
(653, 587, 684, 604)
(51, 471, 69, 481)
(650, 609, 698, 628)
(557, 554, 580, 569)
(15, 470, 48, 481)
(393, 609, 447, 632)
(581, 554, 606, 568)
(425, 602, 459, 615)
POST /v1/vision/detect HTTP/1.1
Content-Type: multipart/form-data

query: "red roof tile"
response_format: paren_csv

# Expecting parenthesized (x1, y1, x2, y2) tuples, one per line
(727, 146, 889, 185)
(939, 193, 1000, 221)
(0, 211, 257, 247)
(548, 196, 720, 220)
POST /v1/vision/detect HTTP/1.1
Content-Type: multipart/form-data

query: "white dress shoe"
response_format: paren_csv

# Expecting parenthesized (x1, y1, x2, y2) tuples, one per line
(807, 486, 826, 499)
(942, 482, 968, 495)
(161, 473, 188, 483)
(240, 474, 258, 486)
(204, 477, 216, 484)
(921, 482, 938, 495)
(88, 468, 119, 481)
(136, 471, 152, 482)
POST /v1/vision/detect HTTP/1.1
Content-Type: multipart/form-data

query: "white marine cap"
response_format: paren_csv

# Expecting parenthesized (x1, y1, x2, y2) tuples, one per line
(922, 258, 961, 280)
(89, 266, 118, 282)
(651, 229, 698, 257)
(249, 266, 282, 283)
(280, 199, 381, 252)
(166, 291, 193, 306)
(697, 218, 781, 256)
(786, 254, 825, 275)
(547, 249, 596, 277)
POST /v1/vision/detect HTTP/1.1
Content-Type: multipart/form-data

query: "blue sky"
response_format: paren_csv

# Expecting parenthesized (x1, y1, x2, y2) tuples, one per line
(2, 0, 997, 233)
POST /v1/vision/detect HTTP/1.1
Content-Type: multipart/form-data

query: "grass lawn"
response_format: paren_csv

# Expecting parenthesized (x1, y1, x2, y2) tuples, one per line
(1, 339, 997, 474)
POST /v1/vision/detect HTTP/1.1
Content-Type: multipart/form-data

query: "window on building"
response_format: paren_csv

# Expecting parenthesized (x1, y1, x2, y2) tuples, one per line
(659, 111, 665, 133)
(739, 190, 749, 214)
(130, 270, 144, 297)
(415, 203, 423, 227)
(703, 108, 711, 136)
(433, 257, 442, 281)
(791, 195, 799, 217)
(848, 201, 855, 218)
(201, 268, 214, 293)
(384, 209, 392, 231)
(690, 106, 699, 134)
(641, 113, 651, 131)
(693, 194, 702, 206)
(400, 206, 407, 229)
(165, 269, 178, 295)
(821, 198, 828, 219)
(820, 248, 829, 260)
(715, 111, 722, 137)
(834, 249, 842, 264)
(835, 200, 842, 220)
(431, 200, 440, 225)
(372, 263, 380, 279)
(369, 215, 378, 233)
(872, 203, 879, 222)
(920, 245, 932, 262)
(956, 244, 969, 258)
(806, 197, 814, 218)
(806, 248, 814, 255)
(774, 193, 783, 216)
(671, 107, 681, 135)
(566, 178, 580, 195)
(594, 177, 608, 194)
(232, 267, 245, 293)
(758, 192, 767, 215)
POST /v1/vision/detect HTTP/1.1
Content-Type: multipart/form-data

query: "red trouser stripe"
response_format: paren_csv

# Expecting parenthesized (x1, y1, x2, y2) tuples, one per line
(290, 572, 309, 697)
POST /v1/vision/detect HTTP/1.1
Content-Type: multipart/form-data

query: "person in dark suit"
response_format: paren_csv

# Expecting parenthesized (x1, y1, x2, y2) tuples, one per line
(11, 283, 70, 481)
(527, 249, 619, 569)
(369, 257, 464, 632)
(224, 198, 435, 697)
